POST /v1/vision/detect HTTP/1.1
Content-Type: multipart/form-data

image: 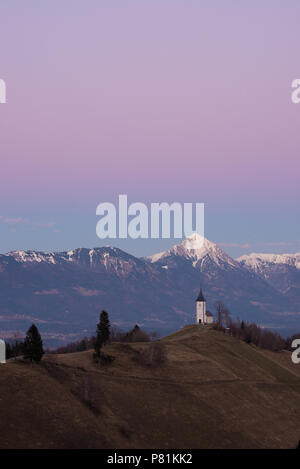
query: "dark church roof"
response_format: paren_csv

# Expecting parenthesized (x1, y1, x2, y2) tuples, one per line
(196, 288, 206, 302)
(206, 311, 213, 317)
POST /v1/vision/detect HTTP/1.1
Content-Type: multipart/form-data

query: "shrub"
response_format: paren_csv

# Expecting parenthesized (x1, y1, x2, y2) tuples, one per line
(123, 325, 150, 343)
(135, 342, 167, 368)
(93, 351, 115, 365)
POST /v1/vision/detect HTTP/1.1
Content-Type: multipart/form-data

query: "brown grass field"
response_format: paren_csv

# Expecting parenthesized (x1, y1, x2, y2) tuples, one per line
(0, 325, 300, 449)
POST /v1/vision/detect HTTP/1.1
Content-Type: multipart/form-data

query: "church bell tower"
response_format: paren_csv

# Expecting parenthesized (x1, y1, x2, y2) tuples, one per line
(195, 288, 206, 324)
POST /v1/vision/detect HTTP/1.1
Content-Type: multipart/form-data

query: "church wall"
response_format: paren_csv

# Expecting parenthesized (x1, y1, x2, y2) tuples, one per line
(196, 301, 206, 324)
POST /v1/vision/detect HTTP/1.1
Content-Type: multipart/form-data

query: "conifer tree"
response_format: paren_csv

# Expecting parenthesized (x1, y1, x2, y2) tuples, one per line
(94, 310, 110, 359)
(5, 342, 12, 360)
(23, 324, 44, 363)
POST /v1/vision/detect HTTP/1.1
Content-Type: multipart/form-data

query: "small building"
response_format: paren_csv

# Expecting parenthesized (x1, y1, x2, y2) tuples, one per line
(195, 288, 214, 325)
(0, 339, 6, 364)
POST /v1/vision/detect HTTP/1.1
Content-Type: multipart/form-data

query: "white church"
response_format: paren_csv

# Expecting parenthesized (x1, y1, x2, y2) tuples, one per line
(195, 288, 214, 325)
(0, 339, 6, 364)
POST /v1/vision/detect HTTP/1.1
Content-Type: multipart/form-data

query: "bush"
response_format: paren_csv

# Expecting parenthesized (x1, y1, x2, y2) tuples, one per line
(6, 339, 24, 359)
(123, 325, 150, 343)
(135, 342, 167, 368)
(93, 351, 115, 366)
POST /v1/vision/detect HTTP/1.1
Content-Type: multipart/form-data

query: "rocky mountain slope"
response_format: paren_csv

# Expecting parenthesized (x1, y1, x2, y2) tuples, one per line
(238, 251, 300, 310)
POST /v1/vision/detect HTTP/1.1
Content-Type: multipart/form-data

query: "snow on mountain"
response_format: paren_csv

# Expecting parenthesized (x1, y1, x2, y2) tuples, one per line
(1, 236, 300, 344)
(144, 234, 292, 323)
(3, 246, 156, 281)
(6, 250, 58, 264)
(237, 252, 300, 301)
(237, 252, 300, 272)
(5, 247, 130, 266)
(146, 233, 239, 270)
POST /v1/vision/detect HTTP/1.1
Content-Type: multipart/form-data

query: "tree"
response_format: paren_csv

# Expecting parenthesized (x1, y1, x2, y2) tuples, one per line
(12, 331, 23, 360)
(124, 325, 150, 343)
(94, 310, 111, 360)
(215, 301, 222, 328)
(214, 302, 231, 331)
(5, 342, 12, 360)
(136, 342, 167, 367)
(23, 324, 44, 363)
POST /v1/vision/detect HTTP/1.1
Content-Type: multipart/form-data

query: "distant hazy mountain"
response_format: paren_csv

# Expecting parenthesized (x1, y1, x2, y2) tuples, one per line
(0, 234, 299, 345)
(237, 251, 300, 308)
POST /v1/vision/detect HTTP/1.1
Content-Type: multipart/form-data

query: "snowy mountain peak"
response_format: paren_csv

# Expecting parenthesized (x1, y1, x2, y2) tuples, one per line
(182, 232, 205, 250)
(175, 235, 221, 260)
(147, 235, 238, 269)
(238, 252, 300, 271)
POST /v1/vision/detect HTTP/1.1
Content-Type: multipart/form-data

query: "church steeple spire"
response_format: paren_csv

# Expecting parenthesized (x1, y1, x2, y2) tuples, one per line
(195, 287, 214, 325)
(196, 287, 206, 303)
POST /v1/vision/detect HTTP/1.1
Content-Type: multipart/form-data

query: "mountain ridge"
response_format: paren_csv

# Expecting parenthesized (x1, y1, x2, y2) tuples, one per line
(0, 236, 300, 345)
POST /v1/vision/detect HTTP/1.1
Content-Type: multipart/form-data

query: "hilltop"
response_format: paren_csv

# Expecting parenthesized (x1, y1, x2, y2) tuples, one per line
(0, 326, 300, 449)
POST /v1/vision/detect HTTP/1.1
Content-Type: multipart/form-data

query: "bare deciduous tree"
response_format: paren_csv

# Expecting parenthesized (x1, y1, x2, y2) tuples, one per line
(214, 301, 231, 329)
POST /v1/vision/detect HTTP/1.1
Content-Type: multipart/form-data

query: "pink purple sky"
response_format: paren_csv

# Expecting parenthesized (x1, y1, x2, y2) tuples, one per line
(0, 0, 300, 257)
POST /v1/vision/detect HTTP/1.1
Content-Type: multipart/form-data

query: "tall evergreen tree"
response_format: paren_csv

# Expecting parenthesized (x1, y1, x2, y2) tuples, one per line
(94, 310, 110, 359)
(23, 324, 44, 363)
(5, 342, 11, 360)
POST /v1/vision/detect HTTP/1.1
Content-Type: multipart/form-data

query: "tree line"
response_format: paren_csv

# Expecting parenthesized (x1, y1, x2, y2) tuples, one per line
(6, 305, 300, 362)
(5, 311, 159, 365)
(213, 301, 299, 352)
(50, 321, 158, 355)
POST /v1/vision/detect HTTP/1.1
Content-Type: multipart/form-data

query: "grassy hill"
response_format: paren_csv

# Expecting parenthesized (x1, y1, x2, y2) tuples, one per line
(0, 325, 300, 449)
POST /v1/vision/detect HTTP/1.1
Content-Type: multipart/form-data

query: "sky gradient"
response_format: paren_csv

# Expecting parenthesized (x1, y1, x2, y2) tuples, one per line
(0, 1, 300, 258)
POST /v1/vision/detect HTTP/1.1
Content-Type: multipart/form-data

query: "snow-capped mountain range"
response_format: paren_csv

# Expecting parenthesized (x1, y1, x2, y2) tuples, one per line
(146, 233, 239, 270)
(238, 252, 300, 271)
(238, 251, 300, 300)
(0, 235, 300, 345)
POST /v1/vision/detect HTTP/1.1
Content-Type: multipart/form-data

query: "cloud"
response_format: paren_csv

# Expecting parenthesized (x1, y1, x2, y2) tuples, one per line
(4, 217, 27, 224)
(33, 222, 56, 228)
(73, 286, 105, 297)
(0, 217, 57, 231)
(219, 240, 300, 252)
(264, 242, 295, 247)
(219, 242, 252, 249)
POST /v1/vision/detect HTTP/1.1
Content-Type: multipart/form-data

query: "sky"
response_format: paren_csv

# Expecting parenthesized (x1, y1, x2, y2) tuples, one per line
(0, 0, 300, 258)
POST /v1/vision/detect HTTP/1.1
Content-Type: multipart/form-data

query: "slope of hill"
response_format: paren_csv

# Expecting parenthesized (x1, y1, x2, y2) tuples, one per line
(1, 326, 300, 449)
(0, 235, 299, 345)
